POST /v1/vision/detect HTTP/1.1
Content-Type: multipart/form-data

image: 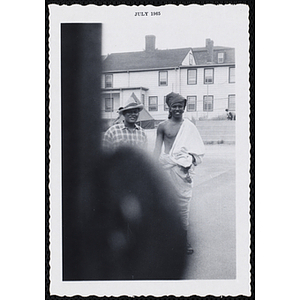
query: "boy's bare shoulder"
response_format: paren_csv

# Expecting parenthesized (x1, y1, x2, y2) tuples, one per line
(157, 120, 172, 133)
(157, 119, 170, 129)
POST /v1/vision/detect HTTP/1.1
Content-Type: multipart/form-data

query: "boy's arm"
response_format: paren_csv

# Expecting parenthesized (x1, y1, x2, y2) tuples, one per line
(153, 123, 164, 160)
(189, 153, 204, 166)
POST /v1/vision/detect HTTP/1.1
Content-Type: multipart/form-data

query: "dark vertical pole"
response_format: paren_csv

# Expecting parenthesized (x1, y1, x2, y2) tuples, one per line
(61, 23, 102, 280)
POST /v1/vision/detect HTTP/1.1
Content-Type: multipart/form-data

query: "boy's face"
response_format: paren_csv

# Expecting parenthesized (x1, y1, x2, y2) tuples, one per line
(170, 102, 185, 118)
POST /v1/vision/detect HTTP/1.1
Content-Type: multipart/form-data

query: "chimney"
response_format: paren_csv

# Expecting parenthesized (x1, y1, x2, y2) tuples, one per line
(206, 38, 214, 63)
(145, 35, 156, 52)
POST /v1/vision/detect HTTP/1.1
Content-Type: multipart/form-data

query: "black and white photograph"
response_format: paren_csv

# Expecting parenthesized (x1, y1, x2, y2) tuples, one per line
(48, 4, 251, 297)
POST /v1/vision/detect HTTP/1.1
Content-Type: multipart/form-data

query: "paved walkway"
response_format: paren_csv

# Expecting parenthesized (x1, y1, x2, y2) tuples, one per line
(183, 144, 236, 279)
(145, 129, 236, 279)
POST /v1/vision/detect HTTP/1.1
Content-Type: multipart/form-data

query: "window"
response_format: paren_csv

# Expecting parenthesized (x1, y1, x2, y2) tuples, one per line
(141, 94, 145, 105)
(164, 96, 168, 111)
(203, 95, 214, 111)
(228, 94, 236, 111)
(187, 69, 197, 85)
(105, 74, 113, 88)
(218, 52, 224, 63)
(105, 98, 113, 112)
(149, 96, 158, 111)
(229, 67, 235, 83)
(204, 68, 214, 84)
(189, 53, 193, 65)
(159, 71, 168, 86)
(187, 96, 197, 111)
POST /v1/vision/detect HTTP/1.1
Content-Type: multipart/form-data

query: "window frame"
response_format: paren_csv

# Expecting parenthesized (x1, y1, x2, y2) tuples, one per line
(228, 94, 236, 111)
(229, 67, 235, 83)
(104, 97, 114, 112)
(105, 74, 113, 88)
(218, 52, 224, 63)
(141, 94, 145, 105)
(148, 96, 158, 111)
(189, 53, 193, 65)
(164, 96, 168, 111)
(204, 68, 214, 84)
(187, 69, 197, 85)
(203, 95, 214, 112)
(187, 96, 197, 112)
(158, 71, 168, 86)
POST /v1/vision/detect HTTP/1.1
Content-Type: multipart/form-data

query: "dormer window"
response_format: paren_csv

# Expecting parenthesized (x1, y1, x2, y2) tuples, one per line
(218, 52, 224, 63)
(189, 53, 193, 65)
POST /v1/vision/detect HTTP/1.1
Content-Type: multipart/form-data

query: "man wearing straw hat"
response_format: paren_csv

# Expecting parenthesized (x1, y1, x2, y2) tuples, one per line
(103, 95, 148, 153)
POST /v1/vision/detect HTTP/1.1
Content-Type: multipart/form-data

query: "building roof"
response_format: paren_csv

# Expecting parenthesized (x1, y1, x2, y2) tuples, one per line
(103, 43, 235, 72)
(103, 48, 191, 72)
(192, 47, 235, 65)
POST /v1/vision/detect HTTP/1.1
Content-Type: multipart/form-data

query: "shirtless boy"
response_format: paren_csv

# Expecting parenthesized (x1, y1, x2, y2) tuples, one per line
(154, 92, 205, 254)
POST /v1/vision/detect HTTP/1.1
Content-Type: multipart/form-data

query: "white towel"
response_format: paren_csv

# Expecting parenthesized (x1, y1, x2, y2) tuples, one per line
(168, 119, 205, 168)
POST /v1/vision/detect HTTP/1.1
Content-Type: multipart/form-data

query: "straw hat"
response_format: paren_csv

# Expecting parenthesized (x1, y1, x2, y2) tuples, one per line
(118, 94, 144, 113)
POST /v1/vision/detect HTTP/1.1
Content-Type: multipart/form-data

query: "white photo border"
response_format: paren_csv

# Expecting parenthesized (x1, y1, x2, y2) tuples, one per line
(47, 3, 252, 297)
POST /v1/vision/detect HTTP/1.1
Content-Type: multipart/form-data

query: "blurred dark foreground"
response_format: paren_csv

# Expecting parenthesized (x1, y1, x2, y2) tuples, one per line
(63, 147, 187, 281)
(60, 23, 186, 281)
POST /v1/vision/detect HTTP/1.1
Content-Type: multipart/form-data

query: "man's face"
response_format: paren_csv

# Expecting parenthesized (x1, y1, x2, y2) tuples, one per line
(124, 108, 140, 124)
(170, 102, 185, 118)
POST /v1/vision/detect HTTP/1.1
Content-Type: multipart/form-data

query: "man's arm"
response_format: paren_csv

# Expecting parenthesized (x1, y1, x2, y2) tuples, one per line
(153, 123, 164, 160)
(141, 129, 148, 151)
(102, 128, 113, 153)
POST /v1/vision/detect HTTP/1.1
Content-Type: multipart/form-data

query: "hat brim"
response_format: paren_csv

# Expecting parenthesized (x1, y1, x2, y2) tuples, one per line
(118, 104, 144, 113)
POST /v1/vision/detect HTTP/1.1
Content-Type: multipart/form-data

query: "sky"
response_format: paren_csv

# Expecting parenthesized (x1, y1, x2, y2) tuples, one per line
(100, 5, 248, 54)
(51, 4, 249, 55)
